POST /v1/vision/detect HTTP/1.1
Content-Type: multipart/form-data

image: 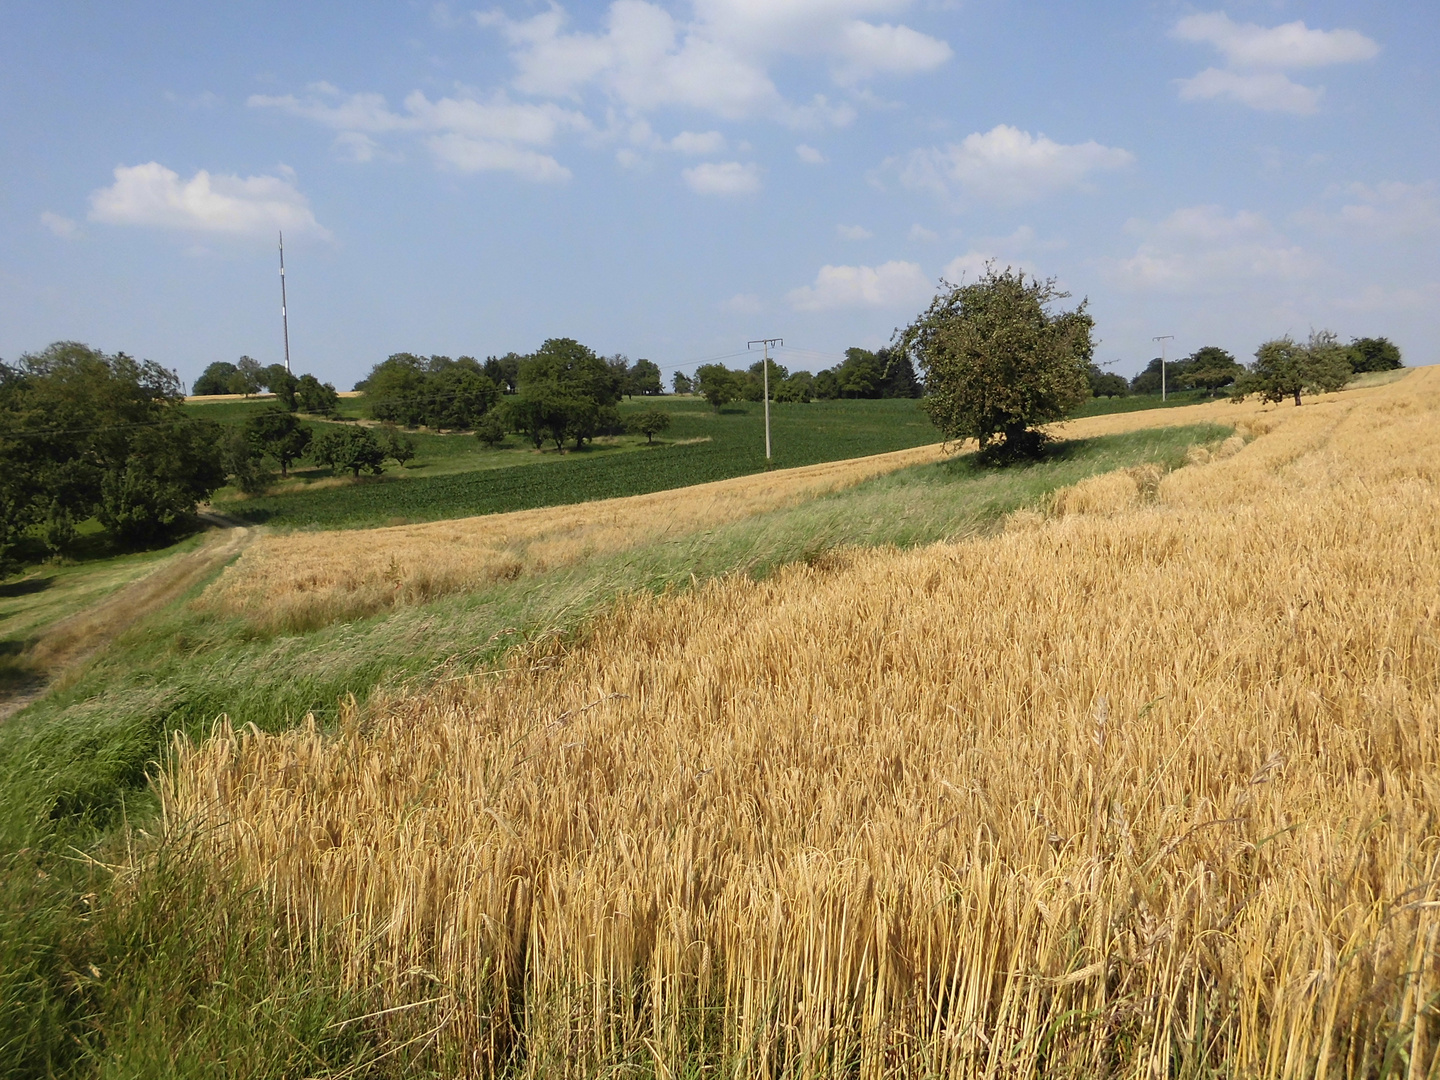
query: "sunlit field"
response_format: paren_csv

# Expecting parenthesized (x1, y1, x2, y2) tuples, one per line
(164, 369, 1440, 1077)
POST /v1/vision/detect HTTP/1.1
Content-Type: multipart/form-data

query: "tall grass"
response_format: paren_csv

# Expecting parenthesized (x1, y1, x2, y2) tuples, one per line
(162, 371, 1440, 1075)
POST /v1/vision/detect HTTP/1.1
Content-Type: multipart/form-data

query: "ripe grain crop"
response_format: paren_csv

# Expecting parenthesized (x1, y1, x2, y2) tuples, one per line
(203, 443, 950, 632)
(204, 394, 1252, 636)
(168, 370, 1440, 1077)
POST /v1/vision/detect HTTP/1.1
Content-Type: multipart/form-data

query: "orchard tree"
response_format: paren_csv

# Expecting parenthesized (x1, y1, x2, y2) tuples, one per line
(897, 264, 1093, 460)
(228, 355, 264, 397)
(672, 371, 694, 395)
(310, 426, 386, 478)
(695, 364, 741, 410)
(627, 409, 671, 444)
(245, 408, 311, 476)
(1234, 331, 1351, 406)
(475, 412, 507, 448)
(380, 426, 417, 466)
(296, 373, 340, 415)
(260, 364, 298, 409)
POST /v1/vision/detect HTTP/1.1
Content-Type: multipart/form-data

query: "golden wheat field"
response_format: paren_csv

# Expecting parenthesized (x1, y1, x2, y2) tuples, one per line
(201, 397, 1250, 634)
(167, 369, 1440, 1077)
(202, 442, 949, 632)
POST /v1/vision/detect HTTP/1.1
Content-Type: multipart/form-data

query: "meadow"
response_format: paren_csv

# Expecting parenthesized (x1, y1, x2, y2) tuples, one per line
(167, 369, 1440, 1076)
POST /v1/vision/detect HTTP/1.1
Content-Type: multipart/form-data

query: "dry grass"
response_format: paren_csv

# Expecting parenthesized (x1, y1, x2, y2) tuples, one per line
(200, 443, 950, 632)
(166, 369, 1440, 1076)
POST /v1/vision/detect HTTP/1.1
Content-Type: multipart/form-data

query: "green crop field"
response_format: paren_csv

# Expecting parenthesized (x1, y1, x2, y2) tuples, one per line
(215, 397, 941, 530)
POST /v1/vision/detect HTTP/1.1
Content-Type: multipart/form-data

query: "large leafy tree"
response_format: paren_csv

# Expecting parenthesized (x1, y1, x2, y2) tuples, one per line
(630, 358, 664, 396)
(897, 265, 1093, 459)
(360, 353, 499, 429)
(695, 364, 741, 410)
(516, 338, 622, 448)
(245, 409, 312, 477)
(1233, 331, 1352, 406)
(1347, 336, 1403, 373)
(0, 342, 224, 564)
(192, 360, 238, 396)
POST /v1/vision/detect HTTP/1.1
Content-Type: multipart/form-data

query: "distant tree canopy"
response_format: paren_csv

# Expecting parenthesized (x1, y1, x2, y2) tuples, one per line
(1129, 346, 1244, 395)
(897, 264, 1093, 460)
(626, 409, 672, 444)
(483, 353, 522, 395)
(1347, 336, 1403, 373)
(509, 338, 624, 450)
(358, 354, 500, 430)
(687, 348, 922, 409)
(1, 342, 225, 565)
(630, 358, 664, 396)
(229, 355, 264, 397)
(1086, 363, 1130, 398)
(672, 371, 694, 395)
(1233, 330, 1352, 406)
(193, 360, 239, 396)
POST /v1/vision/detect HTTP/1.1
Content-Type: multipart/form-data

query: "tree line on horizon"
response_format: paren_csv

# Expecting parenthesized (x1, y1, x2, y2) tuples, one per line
(1085, 335, 1403, 400)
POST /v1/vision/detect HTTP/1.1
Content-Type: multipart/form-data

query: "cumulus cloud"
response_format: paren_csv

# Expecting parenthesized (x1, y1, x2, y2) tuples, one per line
(908, 223, 938, 242)
(479, 0, 948, 125)
(837, 223, 873, 240)
(683, 160, 762, 196)
(1175, 69, 1322, 114)
(87, 162, 329, 238)
(795, 144, 827, 165)
(1104, 205, 1320, 294)
(898, 124, 1134, 205)
(831, 20, 952, 84)
(1171, 12, 1378, 113)
(249, 84, 586, 181)
(40, 211, 82, 239)
(1172, 13, 1379, 70)
(787, 260, 931, 311)
(670, 129, 727, 154)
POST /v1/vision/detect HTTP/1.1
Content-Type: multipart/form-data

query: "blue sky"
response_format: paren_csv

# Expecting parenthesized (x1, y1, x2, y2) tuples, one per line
(3, 1, 1436, 389)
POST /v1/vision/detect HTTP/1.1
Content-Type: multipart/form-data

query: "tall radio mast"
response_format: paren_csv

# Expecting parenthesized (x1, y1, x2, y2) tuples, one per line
(279, 231, 292, 374)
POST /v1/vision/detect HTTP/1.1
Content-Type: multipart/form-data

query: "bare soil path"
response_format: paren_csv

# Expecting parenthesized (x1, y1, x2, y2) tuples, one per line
(0, 515, 254, 722)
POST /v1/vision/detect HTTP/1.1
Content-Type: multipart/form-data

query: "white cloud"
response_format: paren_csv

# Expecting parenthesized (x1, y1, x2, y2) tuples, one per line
(683, 160, 761, 196)
(479, 0, 948, 125)
(1104, 205, 1320, 294)
(426, 134, 573, 182)
(898, 124, 1134, 205)
(1175, 68, 1321, 114)
(908, 223, 938, 242)
(787, 260, 931, 311)
(40, 211, 81, 239)
(831, 21, 952, 84)
(796, 143, 827, 165)
(670, 129, 726, 154)
(87, 162, 329, 238)
(1170, 12, 1377, 114)
(250, 85, 586, 181)
(1295, 180, 1440, 238)
(1172, 13, 1379, 70)
(837, 223, 873, 240)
